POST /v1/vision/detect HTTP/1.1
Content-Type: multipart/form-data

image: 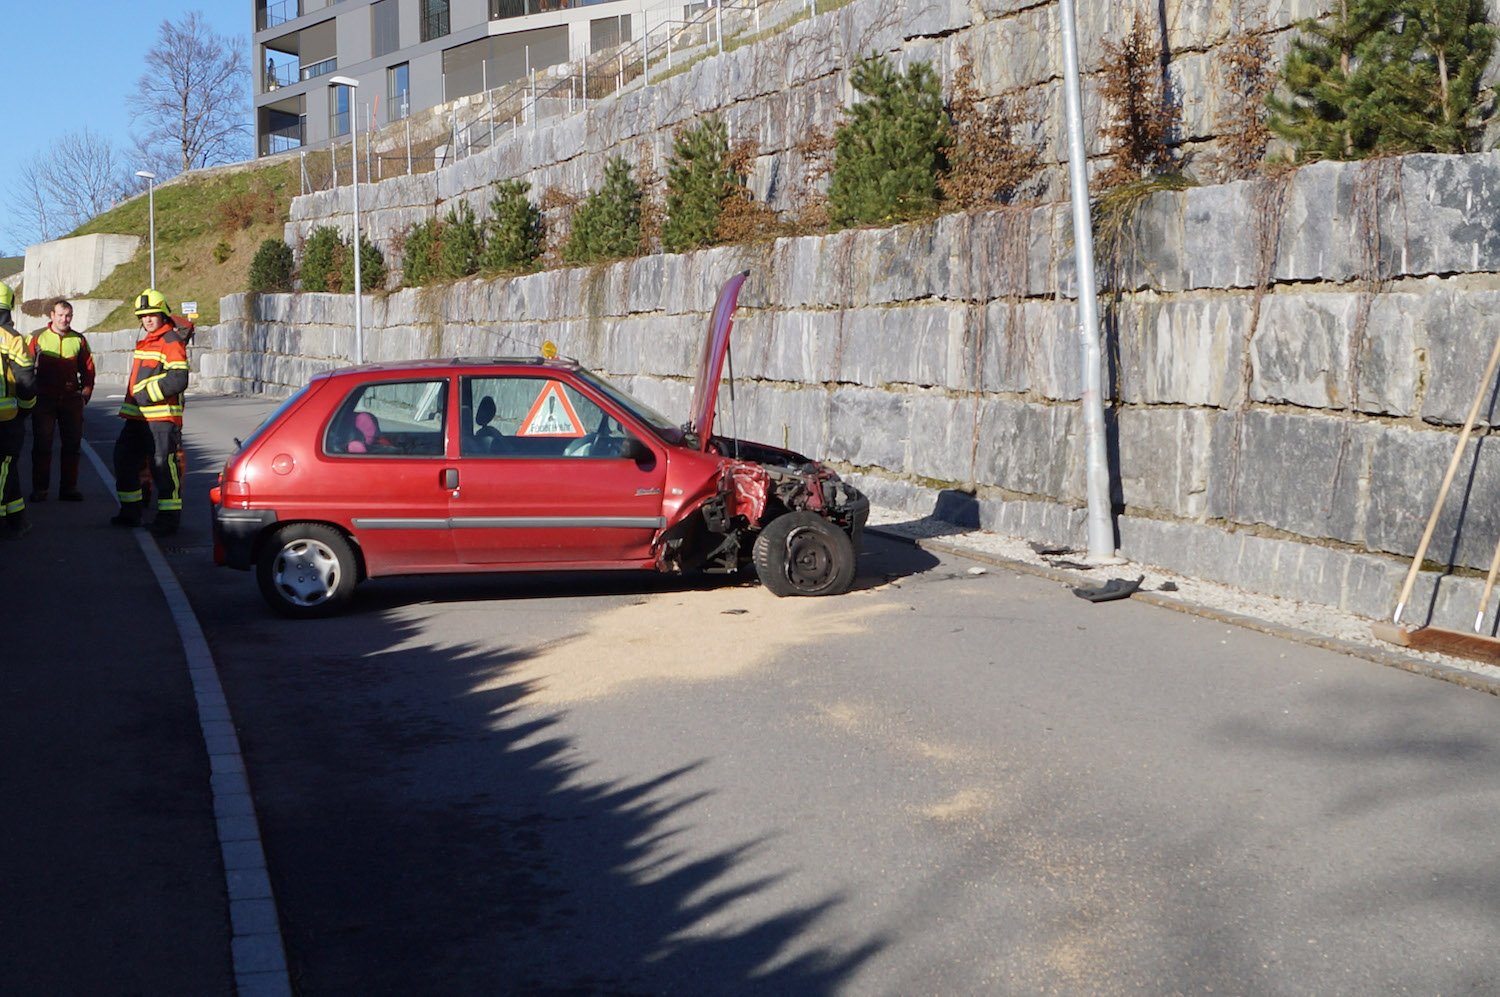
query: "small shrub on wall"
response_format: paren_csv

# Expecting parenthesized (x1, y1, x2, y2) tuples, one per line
(300, 226, 344, 292)
(401, 216, 443, 288)
(662, 116, 733, 253)
(249, 239, 294, 292)
(339, 233, 386, 292)
(482, 180, 545, 274)
(438, 202, 484, 279)
(828, 54, 950, 227)
(562, 157, 643, 265)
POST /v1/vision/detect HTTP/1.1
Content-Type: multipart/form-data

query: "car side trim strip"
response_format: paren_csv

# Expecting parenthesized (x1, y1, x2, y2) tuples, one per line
(350, 516, 667, 530)
(450, 516, 667, 530)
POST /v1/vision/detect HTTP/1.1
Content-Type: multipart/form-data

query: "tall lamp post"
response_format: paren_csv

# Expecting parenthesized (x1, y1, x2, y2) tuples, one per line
(329, 76, 364, 365)
(134, 171, 157, 288)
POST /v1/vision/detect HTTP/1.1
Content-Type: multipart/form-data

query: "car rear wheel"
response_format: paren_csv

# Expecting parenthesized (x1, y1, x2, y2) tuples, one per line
(257, 524, 357, 618)
(752, 511, 857, 597)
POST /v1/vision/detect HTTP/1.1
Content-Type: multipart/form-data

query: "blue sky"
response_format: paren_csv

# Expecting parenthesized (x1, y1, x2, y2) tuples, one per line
(3, 4, 248, 253)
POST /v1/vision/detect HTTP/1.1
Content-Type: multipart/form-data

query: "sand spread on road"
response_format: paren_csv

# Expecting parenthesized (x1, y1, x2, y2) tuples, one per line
(485, 584, 898, 704)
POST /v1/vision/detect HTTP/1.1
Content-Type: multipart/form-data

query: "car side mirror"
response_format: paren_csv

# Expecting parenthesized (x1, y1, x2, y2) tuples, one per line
(622, 437, 654, 466)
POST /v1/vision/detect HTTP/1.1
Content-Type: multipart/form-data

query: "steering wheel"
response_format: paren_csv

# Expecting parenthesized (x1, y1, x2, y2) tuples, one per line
(564, 411, 617, 457)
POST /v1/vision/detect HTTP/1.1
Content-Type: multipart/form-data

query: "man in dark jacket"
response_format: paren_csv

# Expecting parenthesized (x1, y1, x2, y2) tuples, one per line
(0, 281, 37, 538)
(29, 298, 95, 502)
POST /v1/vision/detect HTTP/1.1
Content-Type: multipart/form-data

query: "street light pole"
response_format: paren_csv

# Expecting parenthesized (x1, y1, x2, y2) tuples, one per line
(134, 171, 157, 288)
(329, 76, 364, 365)
(1058, 0, 1117, 562)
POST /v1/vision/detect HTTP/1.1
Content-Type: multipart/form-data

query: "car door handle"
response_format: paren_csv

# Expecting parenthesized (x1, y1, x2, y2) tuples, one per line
(441, 468, 459, 490)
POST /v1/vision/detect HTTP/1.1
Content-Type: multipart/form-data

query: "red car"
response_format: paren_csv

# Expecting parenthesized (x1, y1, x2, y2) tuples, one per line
(211, 272, 869, 617)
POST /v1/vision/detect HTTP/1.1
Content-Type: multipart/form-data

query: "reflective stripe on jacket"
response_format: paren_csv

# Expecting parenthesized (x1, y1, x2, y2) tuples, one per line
(31, 325, 95, 398)
(119, 320, 190, 424)
(0, 324, 36, 423)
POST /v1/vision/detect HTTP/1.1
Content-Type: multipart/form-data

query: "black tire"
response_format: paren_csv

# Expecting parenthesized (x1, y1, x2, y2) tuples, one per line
(752, 511, 857, 597)
(256, 523, 358, 618)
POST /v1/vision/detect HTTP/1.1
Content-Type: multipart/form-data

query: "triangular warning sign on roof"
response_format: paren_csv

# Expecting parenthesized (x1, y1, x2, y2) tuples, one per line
(517, 381, 586, 437)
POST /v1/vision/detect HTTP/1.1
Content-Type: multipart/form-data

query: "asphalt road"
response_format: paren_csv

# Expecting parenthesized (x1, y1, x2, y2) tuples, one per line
(18, 390, 1500, 995)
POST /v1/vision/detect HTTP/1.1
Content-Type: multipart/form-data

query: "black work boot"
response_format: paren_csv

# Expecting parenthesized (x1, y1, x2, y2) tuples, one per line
(110, 502, 144, 527)
(28, 490, 46, 503)
(150, 511, 180, 537)
(4, 513, 30, 540)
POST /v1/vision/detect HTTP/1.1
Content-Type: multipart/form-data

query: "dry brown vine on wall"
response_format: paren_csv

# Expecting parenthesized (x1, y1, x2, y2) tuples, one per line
(1216, 20, 1274, 181)
(940, 57, 1041, 209)
(716, 139, 788, 244)
(790, 126, 835, 232)
(538, 186, 581, 268)
(1097, 10, 1180, 191)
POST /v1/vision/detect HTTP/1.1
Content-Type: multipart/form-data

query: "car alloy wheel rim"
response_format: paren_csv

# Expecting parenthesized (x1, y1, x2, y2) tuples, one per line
(784, 526, 835, 591)
(274, 539, 342, 607)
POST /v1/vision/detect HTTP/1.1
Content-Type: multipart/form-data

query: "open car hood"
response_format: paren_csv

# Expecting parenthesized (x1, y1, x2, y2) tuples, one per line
(685, 270, 750, 452)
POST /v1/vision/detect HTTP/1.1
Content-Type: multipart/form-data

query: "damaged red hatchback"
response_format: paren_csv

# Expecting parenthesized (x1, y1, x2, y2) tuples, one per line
(211, 272, 869, 617)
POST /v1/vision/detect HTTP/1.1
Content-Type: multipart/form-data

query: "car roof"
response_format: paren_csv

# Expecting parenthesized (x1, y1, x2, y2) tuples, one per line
(312, 356, 583, 381)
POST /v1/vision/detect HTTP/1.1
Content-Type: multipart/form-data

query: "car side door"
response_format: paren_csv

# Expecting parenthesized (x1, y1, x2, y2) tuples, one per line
(312, 375, 458, 574)
(449, 373, 667, 566)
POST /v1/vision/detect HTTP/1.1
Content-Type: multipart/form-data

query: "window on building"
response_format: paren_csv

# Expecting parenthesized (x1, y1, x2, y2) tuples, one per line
(420, 0, 450, 42)
(388, 63, 411, 121)
(372, 0, 400, 58)
(330, 84, 352, 138)
(590, 15, 631, 53)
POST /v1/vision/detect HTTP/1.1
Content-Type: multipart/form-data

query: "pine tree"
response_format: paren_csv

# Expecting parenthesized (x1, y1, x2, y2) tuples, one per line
(481, 180, 545, 273)
(438, 201, 483, 279)
(1268, 0, 1494, 160)
(401, 216, 443, 287)
(563, 157, 643, 265)
(662, 116, 733, 253)
(828, 55, 951, 227)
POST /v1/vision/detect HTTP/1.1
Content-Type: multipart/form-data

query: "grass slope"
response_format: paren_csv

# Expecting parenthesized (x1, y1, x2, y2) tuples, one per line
(70, 160, 299, 329)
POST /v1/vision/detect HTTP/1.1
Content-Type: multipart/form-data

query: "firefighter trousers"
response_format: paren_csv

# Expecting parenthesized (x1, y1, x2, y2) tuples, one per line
(31, 394, 84, 494)
(0, 419, 24, 519)
(114, 419, 184, 513)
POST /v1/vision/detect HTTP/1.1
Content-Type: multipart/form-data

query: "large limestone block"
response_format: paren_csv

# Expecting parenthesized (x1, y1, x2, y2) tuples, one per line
(971, 397, 1083, 500)
(1365, 424, 1500, 568)
(1422, 288, 1500, 426)
(1114, 406, 1215, 519)
(1206, 409, 1369, 544)
(907, 391, 977, 483)
(23, 234, 141, 301)
(1114, 293, 1248, 407)
(1383, 152, 1500, 280)
(828, 386, 911, 469)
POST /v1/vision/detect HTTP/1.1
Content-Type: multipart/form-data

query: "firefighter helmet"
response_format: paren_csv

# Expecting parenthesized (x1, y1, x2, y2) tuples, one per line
(0, 281, 13, 311)
(134, 288, 170, 317)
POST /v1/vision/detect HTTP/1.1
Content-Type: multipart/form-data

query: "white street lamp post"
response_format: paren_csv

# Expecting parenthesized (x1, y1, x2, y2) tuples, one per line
(134, 171, 156, 288)
(329, 76, 364, 365)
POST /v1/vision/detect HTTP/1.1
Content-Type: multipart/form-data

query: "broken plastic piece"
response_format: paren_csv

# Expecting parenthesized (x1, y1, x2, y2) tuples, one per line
(1029, 541, 1075, 556)
(1072, 575, 1145, 603)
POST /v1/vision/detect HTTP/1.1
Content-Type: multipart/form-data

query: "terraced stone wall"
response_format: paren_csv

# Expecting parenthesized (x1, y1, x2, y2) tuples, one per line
(203, 151, 1500, 631)
(285, 0, 1440, 280)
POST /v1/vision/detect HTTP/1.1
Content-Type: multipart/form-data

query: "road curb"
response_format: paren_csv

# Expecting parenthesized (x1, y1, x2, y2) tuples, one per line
(868, 527, 1500, 699)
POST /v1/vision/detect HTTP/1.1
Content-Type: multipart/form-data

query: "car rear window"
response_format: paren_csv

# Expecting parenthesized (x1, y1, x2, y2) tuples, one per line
(324, 378, 449, 457)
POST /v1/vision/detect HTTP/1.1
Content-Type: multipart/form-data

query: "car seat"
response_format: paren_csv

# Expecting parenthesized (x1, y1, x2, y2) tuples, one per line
(474, 397, 506, 452)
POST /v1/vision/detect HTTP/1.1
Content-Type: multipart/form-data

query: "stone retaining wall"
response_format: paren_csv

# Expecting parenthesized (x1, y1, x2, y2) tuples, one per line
(287, 0, 1451, 280)
(200, 150, 1500, 633)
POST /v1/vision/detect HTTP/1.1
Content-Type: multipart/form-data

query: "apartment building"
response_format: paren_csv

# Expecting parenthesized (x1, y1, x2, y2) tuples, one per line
(252, 0, 643, 156)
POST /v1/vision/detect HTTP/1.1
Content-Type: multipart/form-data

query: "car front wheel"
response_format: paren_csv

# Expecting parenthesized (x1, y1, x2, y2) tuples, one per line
(257, 524, 358, 618)
(752, 511, 857, 597)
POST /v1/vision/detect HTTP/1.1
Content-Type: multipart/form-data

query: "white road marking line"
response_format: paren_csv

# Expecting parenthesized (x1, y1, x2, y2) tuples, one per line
(83, 440, 293, 997)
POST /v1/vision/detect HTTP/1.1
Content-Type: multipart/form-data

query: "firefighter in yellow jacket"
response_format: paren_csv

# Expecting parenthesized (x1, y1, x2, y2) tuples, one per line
(112, 289, 191, 537)
(0, 281, 37, 538)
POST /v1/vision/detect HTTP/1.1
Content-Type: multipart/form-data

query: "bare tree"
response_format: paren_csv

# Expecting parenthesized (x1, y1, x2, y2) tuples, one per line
(45, 128, 131, 229)
(128, 11, 252, 174)
(3, 130, 134, 249)
(5, 157, 55, 250)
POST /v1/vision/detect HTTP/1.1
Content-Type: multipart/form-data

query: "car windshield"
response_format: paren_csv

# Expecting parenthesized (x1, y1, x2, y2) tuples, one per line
(575, 369, 686, 444)
(235, 384, 312, 453)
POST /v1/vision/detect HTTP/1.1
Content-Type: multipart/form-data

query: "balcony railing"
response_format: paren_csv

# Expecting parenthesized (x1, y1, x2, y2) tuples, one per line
(262, 120, 304, 155)
(303, 57, 337, 80)
(265, 60, 300, 90)
(258, 0, 301, 31)
(490, 0, 619, 17)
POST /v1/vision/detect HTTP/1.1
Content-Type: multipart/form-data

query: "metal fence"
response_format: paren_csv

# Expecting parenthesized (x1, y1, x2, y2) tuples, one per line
(299, 0, 816, 196)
